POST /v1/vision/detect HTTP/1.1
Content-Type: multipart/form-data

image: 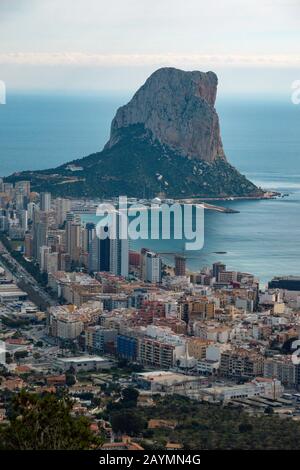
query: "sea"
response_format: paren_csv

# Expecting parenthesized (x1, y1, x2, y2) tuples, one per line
(1, 91, 300, 286)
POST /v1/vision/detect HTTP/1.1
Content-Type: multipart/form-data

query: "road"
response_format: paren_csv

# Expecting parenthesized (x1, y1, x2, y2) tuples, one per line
(0, 241, 57, 310)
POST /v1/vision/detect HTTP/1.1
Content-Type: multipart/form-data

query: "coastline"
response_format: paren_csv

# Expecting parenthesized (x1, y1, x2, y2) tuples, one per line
(177, 191, 280, 203)
(175, 191, 281, 213)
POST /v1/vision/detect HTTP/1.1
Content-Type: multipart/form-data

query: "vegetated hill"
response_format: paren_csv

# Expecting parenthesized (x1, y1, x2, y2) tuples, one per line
(110, 394, 300, 450)
(8, 124, 261, 199)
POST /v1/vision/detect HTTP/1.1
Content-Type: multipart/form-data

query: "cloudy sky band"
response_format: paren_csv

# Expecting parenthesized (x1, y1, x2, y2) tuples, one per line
(0, 53, 300, 68)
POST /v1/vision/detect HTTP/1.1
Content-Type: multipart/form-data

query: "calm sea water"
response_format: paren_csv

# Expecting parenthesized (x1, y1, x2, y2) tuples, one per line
(1, 92, 300, 285)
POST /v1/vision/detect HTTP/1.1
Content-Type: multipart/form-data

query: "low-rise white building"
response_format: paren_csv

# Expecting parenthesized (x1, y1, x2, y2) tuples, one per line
(54, 355, 114, 372)
(200, 377, 283, 403)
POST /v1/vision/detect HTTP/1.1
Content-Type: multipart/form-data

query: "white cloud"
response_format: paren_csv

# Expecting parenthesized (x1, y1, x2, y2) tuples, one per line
(0, 52, 299, 68)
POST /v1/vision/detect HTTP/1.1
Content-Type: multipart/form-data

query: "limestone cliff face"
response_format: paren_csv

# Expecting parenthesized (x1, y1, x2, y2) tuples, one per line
(106, 67, 226, 162)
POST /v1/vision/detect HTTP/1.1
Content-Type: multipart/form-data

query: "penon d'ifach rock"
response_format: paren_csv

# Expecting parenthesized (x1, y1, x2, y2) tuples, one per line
(106, 68, 225, 163)
(7, 67, 262, 199)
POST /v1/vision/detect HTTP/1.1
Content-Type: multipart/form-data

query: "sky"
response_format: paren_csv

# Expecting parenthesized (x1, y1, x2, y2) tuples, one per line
(0, 0, 300, 96)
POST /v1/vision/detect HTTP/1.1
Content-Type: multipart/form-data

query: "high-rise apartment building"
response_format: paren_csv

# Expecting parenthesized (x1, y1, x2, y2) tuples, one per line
(213, 262, 226, 281)
(175, 255, 186, 276)
(55, 198, 71, 226)
(66, 222, 82, 263)
(33, 211, 50, 262)
(88, 225, 110, 273)
(40, 192, 51, 212)
(24, 233, 33, 258)
(141, 249, 162, 283)
(109, 214, 129, 278)
(40, 245, 51, 272)
(18, 209, 28, 232)
(15, 181, 30, 197)
(45, 252, 59, 274)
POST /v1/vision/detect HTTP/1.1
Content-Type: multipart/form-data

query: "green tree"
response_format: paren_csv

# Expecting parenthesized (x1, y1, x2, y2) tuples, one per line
(121, 387, 139, 406)
(110, 410, 145, 436)
(65, 373, 76, 387)
(239, 423, 253, 433)
(5, 352, 12, 364)
(14, 351, 28, 361)
(0, 391, 103, 450)
(264, 406, 274, 415)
